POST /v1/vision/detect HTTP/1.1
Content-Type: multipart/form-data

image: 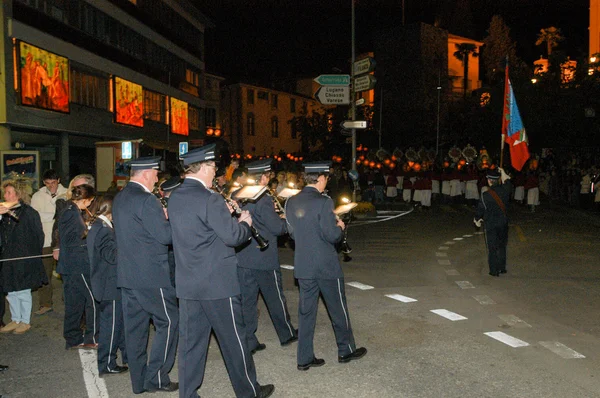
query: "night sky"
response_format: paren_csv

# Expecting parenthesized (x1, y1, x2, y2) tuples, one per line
(196, 0, 590, 84)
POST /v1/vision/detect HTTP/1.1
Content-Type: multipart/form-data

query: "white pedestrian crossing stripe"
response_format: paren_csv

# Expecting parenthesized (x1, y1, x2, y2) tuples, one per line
(498, 314, 532, 328)
(346, 281, 374, 290)
(438, 246, 449, 250)
(445, 269, 460, 276)
(385, 294, 418, 303)
(453, 237, 463, 241)
(484, 331, 530, 348)
(430, 309, 468, 321)
(455, 281, 475, 289)
(280, 264, 294, 270)
(463, 234, 473, 237)
(435, 252, 448, 257)
(539, 341, 585, 359)
(473, 295, 496, 305)
(474, 231, 484, 235)
(444, 241, 456, 245)
(438, 259, 451, 265)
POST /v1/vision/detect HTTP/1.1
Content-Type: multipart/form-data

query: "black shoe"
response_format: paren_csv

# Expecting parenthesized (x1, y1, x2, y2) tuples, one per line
(251, 343, 266, 354)
(258, 384, 275, 398)
(99, 365, 129, 376)
(297, 357, 325, 371)
(0, 364, 8, 372)
(145, 382, 179, 393)
(281, 335, 298, 346)
(338, 347, 367, 363)
(499, 269, 507, 274)
(489, 271, 500, 277)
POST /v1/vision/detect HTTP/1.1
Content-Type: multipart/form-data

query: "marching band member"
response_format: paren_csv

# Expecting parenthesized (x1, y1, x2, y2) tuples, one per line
(285, 161, 367, 371)
(113, 157, 179, 394)
(168, 144, 274, 398)
(236, 159, 297, 355)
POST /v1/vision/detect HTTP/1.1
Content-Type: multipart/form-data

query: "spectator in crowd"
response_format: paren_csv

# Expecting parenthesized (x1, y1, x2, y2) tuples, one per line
(30, 169, 67, 316)
(0, 179, 46, 335)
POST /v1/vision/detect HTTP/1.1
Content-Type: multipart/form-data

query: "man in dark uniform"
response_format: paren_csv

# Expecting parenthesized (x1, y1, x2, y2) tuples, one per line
(113, 157, 179, 394)
(168, 144, 275, 398)
(159, 176, 183, 288)
(236, 159, 297, 355)
(474, 167, 512, 276)
(285, 161, 367, 371)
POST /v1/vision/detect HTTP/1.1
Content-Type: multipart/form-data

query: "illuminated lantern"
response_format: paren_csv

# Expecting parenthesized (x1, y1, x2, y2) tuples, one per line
(356, 159, 361, 164)
(403, 163, 411, 172)
(369, 161, 375, 168)
(384, 159, 390, 165)
(376, 163, 382, 169)
(214, 129, 221, 137)
(457, 164, 463, 170)
(443, 161, 450, 168)
(530, 159, 539, 170)
(389, 162, 395, 169)
(391, 155, 397, 161)
(206, 128, 214, 136)
(363, 147, 368, 152)
(459, 159, 466, 166)
(408, 161, 415, 168)
(363, 159, 369, 166)
(413, 163, 422, 172)
(299, 157, 303, 161)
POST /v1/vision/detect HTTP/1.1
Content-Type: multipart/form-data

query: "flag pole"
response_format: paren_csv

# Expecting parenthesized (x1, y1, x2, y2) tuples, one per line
(500, 56, 509, 168)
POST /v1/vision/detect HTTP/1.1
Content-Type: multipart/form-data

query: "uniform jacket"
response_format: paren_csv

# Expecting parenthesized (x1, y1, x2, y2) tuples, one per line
(285, 186, 343, 279)
(113, 182, 172, 289)
(168, 178, 252, 300)
(0, 203, 47, 292)
(237, 193, 287, 270)
(475, 180, 512, 229)
(87, 217, 120, 301)
(31, 184, 68, 248)
(57, 202, 90, 275)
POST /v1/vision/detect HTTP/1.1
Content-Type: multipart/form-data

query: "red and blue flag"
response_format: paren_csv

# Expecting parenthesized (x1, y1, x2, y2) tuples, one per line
(502, 64, 530, 171)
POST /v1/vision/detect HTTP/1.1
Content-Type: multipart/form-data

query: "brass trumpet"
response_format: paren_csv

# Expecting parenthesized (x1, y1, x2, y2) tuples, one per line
(213, 179, 269, 250)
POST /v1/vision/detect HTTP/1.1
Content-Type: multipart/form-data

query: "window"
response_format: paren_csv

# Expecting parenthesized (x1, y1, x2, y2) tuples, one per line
(257, 91, 268, 100)
(205, 107, 217, 127)
(70, 68, 109, 109)
(143, 89, 167, 123)
(189, 106, 200, 131)
(186, 69, 199, 87)
(271, 94, 278, 109)
(290, 98, 296, 113)
(291, 123, 297, 139)
(271, 116, 279, 138)
(247, 89, 254, 105)
(247, 113, 255, 136)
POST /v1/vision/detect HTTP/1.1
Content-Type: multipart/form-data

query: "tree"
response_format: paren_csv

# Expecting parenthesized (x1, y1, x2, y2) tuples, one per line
(482, 15, 519, 85)
(453, 43, 479, 99)
(535, 26, 564, 57)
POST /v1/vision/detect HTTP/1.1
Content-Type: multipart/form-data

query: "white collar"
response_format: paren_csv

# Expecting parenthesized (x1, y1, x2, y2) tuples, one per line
(130, 180, 151, 193)
(186, 176, 209, 189)
(98, 214, 113, 229)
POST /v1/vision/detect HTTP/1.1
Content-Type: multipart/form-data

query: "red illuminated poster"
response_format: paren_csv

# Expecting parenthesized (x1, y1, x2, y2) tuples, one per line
(170, 98, 189, 136)
(115, 77, 144, 127)
(19, 41, 69, 113)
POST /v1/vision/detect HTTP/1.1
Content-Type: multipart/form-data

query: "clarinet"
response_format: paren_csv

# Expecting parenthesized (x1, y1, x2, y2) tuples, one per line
(213, 179, 269, 250)
(339, 213, 352, 255)
(152, 186, 168, 208)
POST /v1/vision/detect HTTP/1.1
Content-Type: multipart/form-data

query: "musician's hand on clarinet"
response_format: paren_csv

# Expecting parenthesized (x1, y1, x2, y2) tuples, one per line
(238, 210, 253, 227)
(225, 201, 235, 214)
(163, 207, 169, 219)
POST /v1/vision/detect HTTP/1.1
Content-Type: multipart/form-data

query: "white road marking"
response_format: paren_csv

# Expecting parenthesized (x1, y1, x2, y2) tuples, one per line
(79, 349, 109, 398)
(280, 264, 294, 270)
(445, 269, 460, 276)
(346, 281, 375, 290)
(463, 234, 473, 237)
(444, 241, 456, 245)
(438, 246, 449, 250)
(438, 259, 451, 265)
(435, 252, 448, 257)
(539, 341, 586, 359)
(473, 295, 496, 305)
(385, 294, 418, 303)
(453, 237, 463, 241)
(351, 209, 413, 226)
(484, 331, 530, 348)
(430, 309, 468, 321)
(474, 231, 484, 235)
(498, 314, 532, 328)
(455, 281, 475, 289)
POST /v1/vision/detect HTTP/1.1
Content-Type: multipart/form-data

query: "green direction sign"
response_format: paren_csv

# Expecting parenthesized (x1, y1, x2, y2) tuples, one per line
(314, 74, 351, 86)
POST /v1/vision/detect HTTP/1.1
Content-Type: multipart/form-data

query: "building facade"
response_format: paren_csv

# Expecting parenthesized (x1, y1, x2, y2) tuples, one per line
(221, 83, 325, 156)
(0, 0, 213, 184)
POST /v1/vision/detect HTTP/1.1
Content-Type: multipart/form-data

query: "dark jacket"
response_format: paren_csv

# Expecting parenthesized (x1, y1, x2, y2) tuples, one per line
(285, 186, 343, 279)
(87, 217, 120, 301)
(57, 202, 90, 275)
(475, 180, 512, 229)
(113, 182, 172, 289)
(168, 178, 252, 300)
(0, 202, 47, 292)
(237, 193, 287, 270)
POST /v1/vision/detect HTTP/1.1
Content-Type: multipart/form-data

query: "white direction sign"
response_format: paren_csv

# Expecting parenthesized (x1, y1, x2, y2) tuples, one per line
(354, 75, 377, 92)
(315, 86, 350, 105)
(341, 120, 367, 129)
(353, 57, 376, 75)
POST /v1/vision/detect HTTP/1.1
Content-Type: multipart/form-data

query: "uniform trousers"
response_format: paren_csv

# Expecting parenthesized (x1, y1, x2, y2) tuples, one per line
(297, 278, 356, 366)
(97, 299, 127, 372)
(178, 296, 260, 398)
(62, 273, 98, 348)
(485, 225, 508, 274)
(238, 267, 296, 351)
(121, 287, 178, 394)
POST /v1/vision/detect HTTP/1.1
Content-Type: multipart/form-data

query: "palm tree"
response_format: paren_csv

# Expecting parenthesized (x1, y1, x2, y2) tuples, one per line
(535, 26, 564, 56)
(453, 43, 479, 99)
